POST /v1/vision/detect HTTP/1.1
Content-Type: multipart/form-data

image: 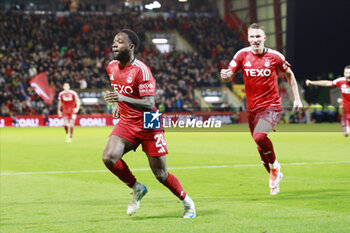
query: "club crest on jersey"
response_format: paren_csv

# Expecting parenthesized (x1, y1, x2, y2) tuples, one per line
(264, 59, 270, 67)
(126, 75, 133, 83)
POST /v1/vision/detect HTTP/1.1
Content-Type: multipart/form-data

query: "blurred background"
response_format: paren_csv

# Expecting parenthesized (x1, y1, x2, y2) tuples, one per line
(1, 0, 349, 126)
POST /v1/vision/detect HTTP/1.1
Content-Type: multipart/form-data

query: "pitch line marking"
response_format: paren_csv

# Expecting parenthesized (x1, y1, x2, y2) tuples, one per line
(1, 161, 350, 176)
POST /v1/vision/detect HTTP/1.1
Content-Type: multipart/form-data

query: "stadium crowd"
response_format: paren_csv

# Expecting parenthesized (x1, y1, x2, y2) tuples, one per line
(0, 6, 244, 116)
(5, 0, 217, 14)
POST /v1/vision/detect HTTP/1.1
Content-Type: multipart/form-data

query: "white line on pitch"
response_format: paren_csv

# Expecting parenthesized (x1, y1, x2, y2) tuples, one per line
(1, 161, 350, 176)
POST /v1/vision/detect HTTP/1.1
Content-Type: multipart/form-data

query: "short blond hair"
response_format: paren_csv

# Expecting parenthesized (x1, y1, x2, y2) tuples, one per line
(248, 23, 265, 32)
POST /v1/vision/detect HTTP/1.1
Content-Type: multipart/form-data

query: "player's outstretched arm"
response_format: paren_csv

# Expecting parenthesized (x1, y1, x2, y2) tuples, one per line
(104, 91, 155, 111)
(305, 79, 333, 87)
(285, 67, 303, 110)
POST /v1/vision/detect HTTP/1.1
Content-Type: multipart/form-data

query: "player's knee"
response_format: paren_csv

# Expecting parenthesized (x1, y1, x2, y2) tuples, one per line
(102, 150, 122, 167)
(154, 169, 168, 183)
(102, 156, 114, 167)
(252, 132, 267, 145)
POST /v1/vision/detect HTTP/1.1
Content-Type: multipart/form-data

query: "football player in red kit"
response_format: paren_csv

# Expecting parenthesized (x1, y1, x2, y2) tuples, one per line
(220, 23, 303, 195)
(306, 65, 350, 137)
(57, 83, 81, 142)
(103, 29, 195, 218)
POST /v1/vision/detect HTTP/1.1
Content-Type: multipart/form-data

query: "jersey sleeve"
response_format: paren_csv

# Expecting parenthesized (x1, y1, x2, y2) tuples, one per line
(58, 92, 62, 101)
(106, 63, 110, 75)
(106, 60, 118, 82)
(71, 90, 79, 100)
(136, 68, 156, 97)
(228, 50, 243, 73)
(332, 77, 344, 87)
(275, 51, 291, 72)
(106, 63, 113, 82)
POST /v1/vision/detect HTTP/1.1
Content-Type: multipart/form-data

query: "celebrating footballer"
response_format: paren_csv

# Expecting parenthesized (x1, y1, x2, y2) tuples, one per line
(220, 23, 303, 195)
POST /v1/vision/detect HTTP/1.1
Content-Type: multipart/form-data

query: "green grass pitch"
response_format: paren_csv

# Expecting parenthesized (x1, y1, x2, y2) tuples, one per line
(1, 124, 350, 233)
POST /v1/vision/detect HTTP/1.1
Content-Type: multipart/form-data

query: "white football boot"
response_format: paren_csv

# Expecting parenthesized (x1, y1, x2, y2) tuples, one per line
(270, 172, 283, 195)
(66, 134, 72, 143)
(270, 185, 280, 195)
(269, 162, 283, 195)
(182, 195, 196, 218)
(127, 182, 148, 216)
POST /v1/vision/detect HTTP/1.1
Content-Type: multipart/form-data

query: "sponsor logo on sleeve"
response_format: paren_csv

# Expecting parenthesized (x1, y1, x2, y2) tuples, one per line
(229, 60, 237, 67)
(282, 63, 288, 70)
(139, 83, 154, 93)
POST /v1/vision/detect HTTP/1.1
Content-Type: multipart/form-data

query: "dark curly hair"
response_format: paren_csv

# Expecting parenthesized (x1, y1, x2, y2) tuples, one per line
(121, 29, 140, 50)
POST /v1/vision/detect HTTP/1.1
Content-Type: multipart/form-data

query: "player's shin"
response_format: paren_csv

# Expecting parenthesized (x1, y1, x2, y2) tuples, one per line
(258, 147, 270, 173)
(162, 173, 186, 200)
(106, 159, 137, 188)
(70, 127, 74, 138)
(162, 173, 195, 218)
(253, 132, 277, 166)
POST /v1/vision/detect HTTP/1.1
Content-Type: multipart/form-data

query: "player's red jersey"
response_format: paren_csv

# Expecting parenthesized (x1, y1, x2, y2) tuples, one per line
(229, 47, 290, 110)
(58, 90, 79, 114)
(106, 58, 157, 127)
(332, 77, 350, 110)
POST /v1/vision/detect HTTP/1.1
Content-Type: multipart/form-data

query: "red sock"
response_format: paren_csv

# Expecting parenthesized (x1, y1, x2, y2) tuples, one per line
(162, 173, 186, 200)
(64, 126, 68, 134)
(106, 159, 136, 188)
(253, 132, 276, 165)
(70, 127, 74, 138)
(257, 147, 270, 173)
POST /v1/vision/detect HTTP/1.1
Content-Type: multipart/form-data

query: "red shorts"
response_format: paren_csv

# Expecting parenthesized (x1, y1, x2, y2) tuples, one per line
(63, 113, 77, 121)
(110, 120, 168, 157)
(248, 108, 282, 134)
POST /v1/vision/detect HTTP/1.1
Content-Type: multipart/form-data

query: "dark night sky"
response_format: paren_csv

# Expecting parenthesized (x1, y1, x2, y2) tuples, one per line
(286, 0, 350, 79)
